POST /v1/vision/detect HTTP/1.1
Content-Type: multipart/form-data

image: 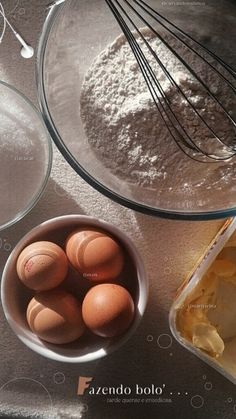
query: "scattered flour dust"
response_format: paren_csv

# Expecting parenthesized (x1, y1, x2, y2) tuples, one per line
(80, 29, 236, 208)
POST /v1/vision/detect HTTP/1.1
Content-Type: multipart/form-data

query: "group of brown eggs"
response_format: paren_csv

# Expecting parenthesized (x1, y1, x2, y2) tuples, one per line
(16, 228, 135, 345)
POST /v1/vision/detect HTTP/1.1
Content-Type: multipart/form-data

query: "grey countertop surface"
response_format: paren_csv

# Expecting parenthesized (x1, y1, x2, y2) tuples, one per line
(0, 1, 236, 418)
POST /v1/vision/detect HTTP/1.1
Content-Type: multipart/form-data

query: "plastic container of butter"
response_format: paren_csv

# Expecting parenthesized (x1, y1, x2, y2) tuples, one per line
(169, 217, 236, 385)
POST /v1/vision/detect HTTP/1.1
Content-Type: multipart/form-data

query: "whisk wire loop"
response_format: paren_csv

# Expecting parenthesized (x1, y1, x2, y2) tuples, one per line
(113, 0, 236, 160)
(136, 0, 236, 87)
(106, 0, 236, 161)
(106, 0, 205, 160)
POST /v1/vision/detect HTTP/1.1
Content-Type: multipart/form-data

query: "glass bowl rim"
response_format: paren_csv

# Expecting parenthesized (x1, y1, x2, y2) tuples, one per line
(36, 1, 235, 221)
(0, 80, 52, 231)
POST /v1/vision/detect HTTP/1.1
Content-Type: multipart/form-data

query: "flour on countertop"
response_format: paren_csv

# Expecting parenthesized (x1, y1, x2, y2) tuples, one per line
(80, 29, 235, 193)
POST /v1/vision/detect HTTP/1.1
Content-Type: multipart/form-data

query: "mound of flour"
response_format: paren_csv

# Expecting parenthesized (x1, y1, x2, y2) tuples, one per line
(80, 29, 235, 192)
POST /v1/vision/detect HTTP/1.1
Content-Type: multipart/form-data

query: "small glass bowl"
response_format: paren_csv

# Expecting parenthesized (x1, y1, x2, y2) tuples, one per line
(0, 81, 52, 231)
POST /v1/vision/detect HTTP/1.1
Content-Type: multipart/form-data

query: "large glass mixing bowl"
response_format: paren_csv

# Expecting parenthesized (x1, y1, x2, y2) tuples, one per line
(37, 0, 236, 220)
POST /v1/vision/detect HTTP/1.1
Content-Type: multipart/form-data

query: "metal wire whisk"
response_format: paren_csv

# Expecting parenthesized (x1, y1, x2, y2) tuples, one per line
(105, 0, 236, 162)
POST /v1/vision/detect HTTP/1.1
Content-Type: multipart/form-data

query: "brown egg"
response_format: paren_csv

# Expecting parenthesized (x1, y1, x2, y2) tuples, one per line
(17, 241, 68, 291)
(82, 284, 135, 337)
(65, 229, 124, 283)
(26, 289, 85, 344)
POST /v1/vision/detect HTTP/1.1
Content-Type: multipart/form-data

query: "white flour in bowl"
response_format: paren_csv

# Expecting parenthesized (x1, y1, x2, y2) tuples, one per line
(80, 29, 236, 202)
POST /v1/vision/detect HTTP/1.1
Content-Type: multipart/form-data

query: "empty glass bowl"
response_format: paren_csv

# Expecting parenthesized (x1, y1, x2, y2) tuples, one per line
(37, 0, 236, 219)
(0, 81, 52, 231)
